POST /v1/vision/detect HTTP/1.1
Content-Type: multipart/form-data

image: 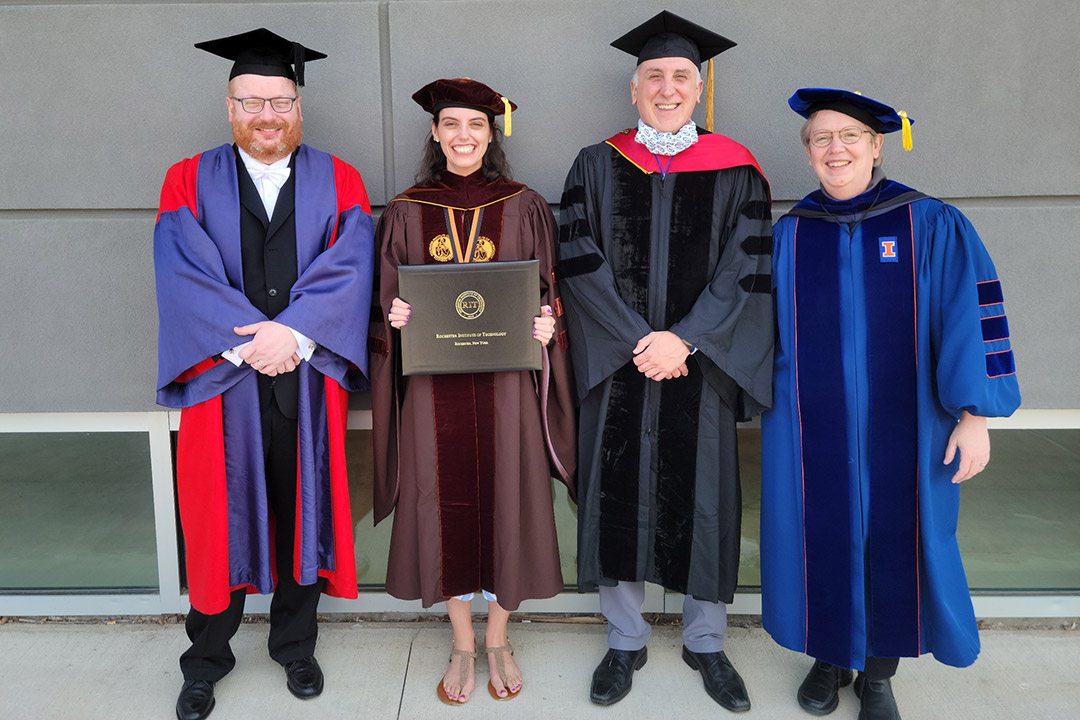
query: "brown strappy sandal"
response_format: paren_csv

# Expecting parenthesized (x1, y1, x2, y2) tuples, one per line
(486, 641, 522, 701)
(437, 647, 477, 705)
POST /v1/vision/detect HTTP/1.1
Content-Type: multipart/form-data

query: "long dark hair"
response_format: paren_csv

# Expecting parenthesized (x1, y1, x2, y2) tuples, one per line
(415, 112, 513, 185)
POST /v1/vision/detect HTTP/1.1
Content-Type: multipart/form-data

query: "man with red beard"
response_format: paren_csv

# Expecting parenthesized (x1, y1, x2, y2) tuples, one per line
(154, 28, 373, 720)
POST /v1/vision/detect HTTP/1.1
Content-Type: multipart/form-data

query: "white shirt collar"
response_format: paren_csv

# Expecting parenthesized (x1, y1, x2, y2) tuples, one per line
(236, 145, 291, 173)
(236, 146, 292, 217)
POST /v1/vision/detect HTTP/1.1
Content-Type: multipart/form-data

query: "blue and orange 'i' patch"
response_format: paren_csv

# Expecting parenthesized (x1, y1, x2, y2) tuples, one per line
(879, 236, 899, 263)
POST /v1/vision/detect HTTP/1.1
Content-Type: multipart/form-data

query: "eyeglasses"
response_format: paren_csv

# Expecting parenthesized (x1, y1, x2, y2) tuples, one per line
(808, 127, 875, 148)
(229, 96, 298, 114)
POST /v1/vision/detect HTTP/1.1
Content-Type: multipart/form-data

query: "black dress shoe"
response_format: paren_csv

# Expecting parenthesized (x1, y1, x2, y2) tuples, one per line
(681, 646, 751, 712)
(284, 656, 324, 699)
(854, 674, 901, 720)
(176, 679, 215, 720)
(590, 647, 648, 705)
(798, 660, 854, 715)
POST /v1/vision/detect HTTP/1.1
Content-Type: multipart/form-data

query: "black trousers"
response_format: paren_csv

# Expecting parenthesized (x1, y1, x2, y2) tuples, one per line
(813, 656, 899, 681)
(180, 401, 325, 682)
(862, 657, 900, 680)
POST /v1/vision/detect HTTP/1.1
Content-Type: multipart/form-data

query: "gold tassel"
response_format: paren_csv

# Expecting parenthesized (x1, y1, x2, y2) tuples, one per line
(501, 96, 512, 137)
(705, 58, 714, 132)
(899, 110, 913, 151)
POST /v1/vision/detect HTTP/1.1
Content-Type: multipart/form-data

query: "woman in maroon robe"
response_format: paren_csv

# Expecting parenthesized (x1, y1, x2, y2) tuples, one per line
(369, 78, 575, 705)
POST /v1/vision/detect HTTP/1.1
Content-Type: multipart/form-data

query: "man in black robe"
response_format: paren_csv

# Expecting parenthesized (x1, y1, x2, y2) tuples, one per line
(557, 10, 773, 712)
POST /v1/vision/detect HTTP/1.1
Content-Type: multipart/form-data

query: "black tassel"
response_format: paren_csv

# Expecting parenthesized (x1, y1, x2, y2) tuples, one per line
(292, 42, 306, 87)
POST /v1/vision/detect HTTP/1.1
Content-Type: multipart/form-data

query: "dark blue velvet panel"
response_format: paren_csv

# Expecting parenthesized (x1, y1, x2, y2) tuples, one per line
(980, 314, 1009, 343)
(862, 211, 921, 657)
(976, 280, 1003, 306)
(794, 219, 853, 663)
(986, 350, 1016, 378)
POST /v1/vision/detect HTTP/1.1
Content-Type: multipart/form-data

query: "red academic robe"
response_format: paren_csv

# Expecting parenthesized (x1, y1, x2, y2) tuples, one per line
(155, 143, 373, 613)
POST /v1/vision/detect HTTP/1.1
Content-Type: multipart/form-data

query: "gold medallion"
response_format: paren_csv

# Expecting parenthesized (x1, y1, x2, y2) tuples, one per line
(428, 234, 453, 262)
(472, 236, 495, 262)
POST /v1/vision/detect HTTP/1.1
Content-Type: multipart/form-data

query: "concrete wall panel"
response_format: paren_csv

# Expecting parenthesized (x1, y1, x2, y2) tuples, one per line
(0, 2, 385, 209)
(387, 0, 1078, 203)
(0, 214, 159, 412)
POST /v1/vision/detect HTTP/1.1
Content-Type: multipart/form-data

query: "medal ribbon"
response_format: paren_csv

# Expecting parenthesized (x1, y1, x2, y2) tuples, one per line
(442, 207, 485, 262)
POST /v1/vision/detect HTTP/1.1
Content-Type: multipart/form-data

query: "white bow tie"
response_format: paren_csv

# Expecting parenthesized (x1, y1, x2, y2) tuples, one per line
(246, 164, 290, 188)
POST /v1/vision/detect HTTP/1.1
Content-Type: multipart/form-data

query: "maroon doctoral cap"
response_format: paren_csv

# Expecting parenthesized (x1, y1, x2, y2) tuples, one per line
(412, 78, 518, 135)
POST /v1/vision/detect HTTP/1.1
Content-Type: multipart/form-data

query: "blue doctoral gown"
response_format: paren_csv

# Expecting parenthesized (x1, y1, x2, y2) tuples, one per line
(761, 175, 1020, 669)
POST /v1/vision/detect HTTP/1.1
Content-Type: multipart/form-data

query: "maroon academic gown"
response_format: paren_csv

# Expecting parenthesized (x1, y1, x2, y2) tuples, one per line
(370, 170, 576, 611)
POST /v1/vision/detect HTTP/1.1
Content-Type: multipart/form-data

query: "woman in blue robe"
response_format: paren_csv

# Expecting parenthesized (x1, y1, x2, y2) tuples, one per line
(761, 88, 1021, 720)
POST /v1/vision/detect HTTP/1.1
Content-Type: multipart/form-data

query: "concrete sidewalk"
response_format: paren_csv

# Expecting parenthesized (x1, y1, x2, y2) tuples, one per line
(1, 618, 1077, 719)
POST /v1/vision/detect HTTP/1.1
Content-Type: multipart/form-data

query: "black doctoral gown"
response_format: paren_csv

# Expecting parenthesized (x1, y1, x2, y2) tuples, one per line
(557, 131, 773, 603)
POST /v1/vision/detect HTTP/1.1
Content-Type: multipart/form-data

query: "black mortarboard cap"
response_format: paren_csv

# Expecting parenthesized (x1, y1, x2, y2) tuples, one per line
(195, 28, 327, 87)
(610, 10, 735, 67)
(789, 88, 914, 149)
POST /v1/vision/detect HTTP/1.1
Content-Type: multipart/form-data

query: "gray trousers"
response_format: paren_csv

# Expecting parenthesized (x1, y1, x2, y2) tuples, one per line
(599, 581, 728, 653)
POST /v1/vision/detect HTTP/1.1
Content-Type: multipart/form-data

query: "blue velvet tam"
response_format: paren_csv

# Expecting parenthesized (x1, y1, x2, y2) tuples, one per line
(788, 88, 913, 134)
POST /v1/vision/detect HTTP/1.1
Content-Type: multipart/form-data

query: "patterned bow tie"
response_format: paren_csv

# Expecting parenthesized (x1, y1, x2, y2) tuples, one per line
(245, 163, 291, 188)
(634, 120, 699, 156)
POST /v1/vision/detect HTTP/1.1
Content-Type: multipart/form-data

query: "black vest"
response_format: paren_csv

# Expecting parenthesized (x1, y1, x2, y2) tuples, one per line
(235, 147, 299, 419)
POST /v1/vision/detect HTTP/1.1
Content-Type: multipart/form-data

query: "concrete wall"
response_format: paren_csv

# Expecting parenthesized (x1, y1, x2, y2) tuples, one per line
(2, 0, 1076, 412)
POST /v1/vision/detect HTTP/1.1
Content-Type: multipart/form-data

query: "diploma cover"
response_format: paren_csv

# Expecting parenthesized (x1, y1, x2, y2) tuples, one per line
(398, 260, 542, 375)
